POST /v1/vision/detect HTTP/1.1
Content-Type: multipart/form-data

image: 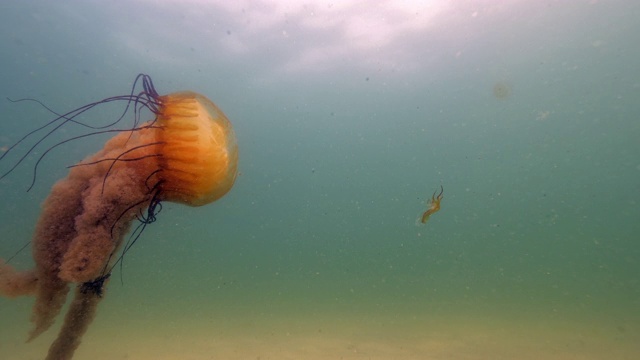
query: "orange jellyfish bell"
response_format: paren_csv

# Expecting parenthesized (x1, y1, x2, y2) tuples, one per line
(153, 91, 238, 206)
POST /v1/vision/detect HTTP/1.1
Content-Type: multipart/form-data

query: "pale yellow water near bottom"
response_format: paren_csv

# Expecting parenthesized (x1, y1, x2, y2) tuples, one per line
(1, 299, 637, 360)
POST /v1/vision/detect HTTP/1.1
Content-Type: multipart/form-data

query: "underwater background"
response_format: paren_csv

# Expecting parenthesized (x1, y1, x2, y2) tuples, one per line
(0, 0, 639, 359)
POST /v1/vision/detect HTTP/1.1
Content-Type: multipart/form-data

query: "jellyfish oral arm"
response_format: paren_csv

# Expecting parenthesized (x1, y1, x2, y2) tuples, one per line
(0, 260, 38, 297)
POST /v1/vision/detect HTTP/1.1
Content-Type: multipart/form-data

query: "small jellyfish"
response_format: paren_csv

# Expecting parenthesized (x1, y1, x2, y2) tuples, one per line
(421, 185, 443, 224)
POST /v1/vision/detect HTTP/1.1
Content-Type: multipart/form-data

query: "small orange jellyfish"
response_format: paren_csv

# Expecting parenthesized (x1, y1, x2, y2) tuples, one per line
(420, 185, 443, 224)
(0, 74, 238, 360)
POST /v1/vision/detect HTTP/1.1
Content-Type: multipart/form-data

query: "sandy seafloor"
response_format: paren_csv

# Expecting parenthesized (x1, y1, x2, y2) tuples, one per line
(1, 297, 638, 359)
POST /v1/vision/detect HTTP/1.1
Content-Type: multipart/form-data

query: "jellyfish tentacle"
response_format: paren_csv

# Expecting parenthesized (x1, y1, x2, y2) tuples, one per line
(23, 127, 152, 192)
(99, 142, 164, 194)
(108, 189, 163, 284)
(1, 74, 161, 189)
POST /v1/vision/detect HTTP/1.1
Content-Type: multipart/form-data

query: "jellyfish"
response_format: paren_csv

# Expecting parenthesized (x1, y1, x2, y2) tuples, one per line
(0, 74, 238, 360)
(420, 185, 443, 224)
(492, 81, 511, 100)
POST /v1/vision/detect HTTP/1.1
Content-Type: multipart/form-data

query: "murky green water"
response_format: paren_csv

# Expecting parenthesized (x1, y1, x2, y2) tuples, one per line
(1, 1, 639, 359)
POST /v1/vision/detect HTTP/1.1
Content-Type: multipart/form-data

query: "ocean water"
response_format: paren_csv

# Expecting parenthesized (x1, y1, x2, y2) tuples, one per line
(1, 1, 639, 359)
